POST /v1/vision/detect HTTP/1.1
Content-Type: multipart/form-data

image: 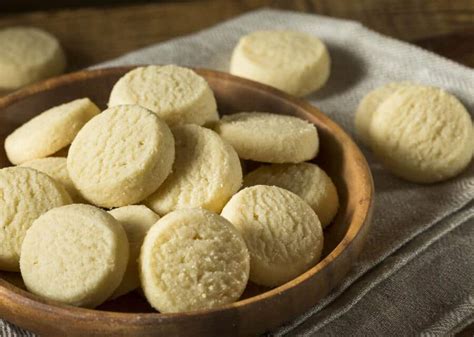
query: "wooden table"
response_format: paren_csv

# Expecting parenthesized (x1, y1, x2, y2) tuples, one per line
(0, 0, 473, 335)
(0, 0, 473, 71)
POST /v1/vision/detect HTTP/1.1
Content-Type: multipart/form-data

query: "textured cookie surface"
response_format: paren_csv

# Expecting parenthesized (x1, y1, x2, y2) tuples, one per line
(20, 204, 129, 308)
(355, 82, 414, 145)
(0, 27, 66, 90)
(243, 163, 338, 227)
(21, 157, 83, 202)
(108, 65, 218, 126)
(108, 205, 160, 299)
(0, 167, 71, 271)
(67, 105, 175, 208)
(221, 185, 323, 287)
(140, 208, 249, 313)
(5, 98, 100, 164)
(230, 30, 330, 96)
(146, 125, 242, 215)
(214, 112, 318, 163)
(370, 86, 474, 183)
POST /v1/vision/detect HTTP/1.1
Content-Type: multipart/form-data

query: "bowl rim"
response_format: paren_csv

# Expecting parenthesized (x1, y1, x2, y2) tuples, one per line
(0, 66, 374, 324)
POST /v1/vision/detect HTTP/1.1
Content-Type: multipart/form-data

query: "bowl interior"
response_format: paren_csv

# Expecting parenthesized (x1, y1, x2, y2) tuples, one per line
(0, 67, 366, 314)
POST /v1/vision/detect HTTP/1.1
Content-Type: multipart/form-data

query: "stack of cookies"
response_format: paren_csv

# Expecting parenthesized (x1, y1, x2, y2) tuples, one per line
(355, 82, 473, 183)
(0, 64, 338, 313)
(2, 28, 472, 315)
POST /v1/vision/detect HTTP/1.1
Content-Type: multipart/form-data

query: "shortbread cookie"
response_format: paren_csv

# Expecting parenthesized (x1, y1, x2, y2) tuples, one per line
(243, 163, 339, 227)
(20, 204, 129, 308)
(108, 205, 160, 299)
(355, 82, 414, 145)
(370, 86, 474, 183)
(146, 125, 242, 215)
(0, 27, 66, 90)
(5, 98, 100, 164)
(230, 30, 330, 96)
(221, 185, 323, 287)
(214, 112, 318, 163)
(0, 167, 71, 271)
(21, 157, 83, 202)
(67, 105, 175, 208)
(108, 65, 218, 126)
(140, 208, 249, 313)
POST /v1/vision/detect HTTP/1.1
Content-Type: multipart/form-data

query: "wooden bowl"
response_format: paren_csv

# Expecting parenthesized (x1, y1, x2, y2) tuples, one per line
(0, 67, 373, 337)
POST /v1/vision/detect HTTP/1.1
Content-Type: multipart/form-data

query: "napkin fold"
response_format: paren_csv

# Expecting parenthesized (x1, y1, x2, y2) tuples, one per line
(2, 8, 473, 336)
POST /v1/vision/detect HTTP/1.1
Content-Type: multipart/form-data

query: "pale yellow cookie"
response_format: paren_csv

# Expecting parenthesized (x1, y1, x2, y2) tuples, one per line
(140, 208, 249, 313)
(230, 30, 330, 96)
(355, 82, 414, 145)
(370, 86, 474, 183)
(108, 65, 218, 126)
(146, 125, 242, 215)
(0, 167, 71, 271)
(243, 163, 338, 227)
(21, 157, 84, 202)
(0, 27, 66, 90)
(221, 185, 323, 287)
(108, 205, 160, 299)
(67, 105, 175, 208)
(5, 98, 100, 164)
(214, 112, 318, 163)
(20, 204, 129, 308)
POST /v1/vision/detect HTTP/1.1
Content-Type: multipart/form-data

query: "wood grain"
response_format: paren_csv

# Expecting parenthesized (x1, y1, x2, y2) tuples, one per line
(0, 1, 268, 70)
(273, 0, 474, 41)
(0, 0, 472, 70)
(0, 67, 373, 337)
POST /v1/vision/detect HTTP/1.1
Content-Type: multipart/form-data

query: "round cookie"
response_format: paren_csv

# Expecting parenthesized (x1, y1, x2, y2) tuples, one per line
(221, 185, 323, 287)
(67, 105, 175, 208)
(355, 82, 414, 145)
(5, 98, 100, 164)
(20, 204, 129, 308)
(21, 157, 84, 202)
(0, 167, 72, 271)
(0, 27, 66, 91)
(370, 85, 474, 183)
(108, 65, 218, 126)
(230, 30, 330, 96)
(108, 205, 160, 299)
(140, 208, 250, 313)
(243, 163, 339, 227)
(214, 112, 318, 163)
(146, 124, 242, 215)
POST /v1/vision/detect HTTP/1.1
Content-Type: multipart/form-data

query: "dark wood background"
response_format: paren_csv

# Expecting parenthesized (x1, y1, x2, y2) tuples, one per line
(0, 0, 473, 71)
(0, 0, 473, 335)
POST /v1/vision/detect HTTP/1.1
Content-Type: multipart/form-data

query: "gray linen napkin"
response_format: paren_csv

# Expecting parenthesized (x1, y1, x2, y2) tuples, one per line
(2, 8, 473, 337)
